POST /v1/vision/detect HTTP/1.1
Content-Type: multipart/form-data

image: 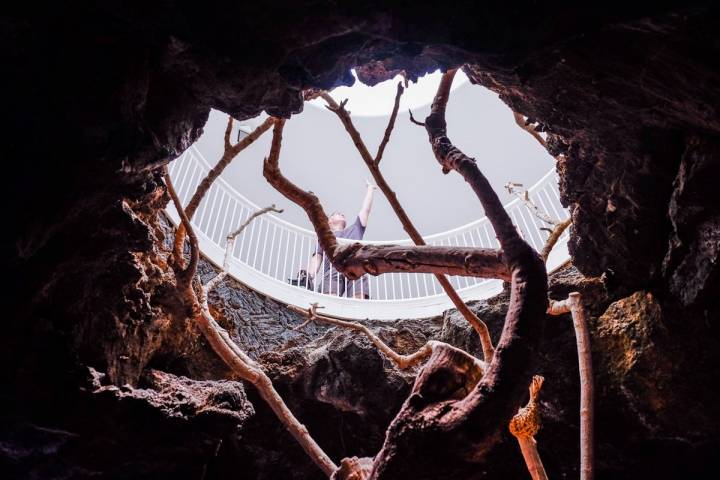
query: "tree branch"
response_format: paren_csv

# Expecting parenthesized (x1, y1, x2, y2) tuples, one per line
(547, 293, 594, 480)
(320, 87, 496, 361)
(540, 217, 572, 263)
(505, 182, 557, 226)
(205, 204, 284, 294)
(289, 303, 482, 372)
(164, 166, 199, 285)
(368, 68, 548, 479)
(512, 111, 548, 150)
(262, 118, 511, 282)
(375, 82, 404, 165)
(166, 167, 337, 478)
(509, 375, 549, 480)
(504, 182, 572, 262)
(408, 109, 425, 127)
(173, 116, 275, 267)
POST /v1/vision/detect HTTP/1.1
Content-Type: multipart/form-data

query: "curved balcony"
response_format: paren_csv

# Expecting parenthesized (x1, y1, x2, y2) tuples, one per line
(166, 146, 570, 320)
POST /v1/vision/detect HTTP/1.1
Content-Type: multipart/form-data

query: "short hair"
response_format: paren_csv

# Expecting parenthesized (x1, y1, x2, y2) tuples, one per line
(328, 211, 346, 228)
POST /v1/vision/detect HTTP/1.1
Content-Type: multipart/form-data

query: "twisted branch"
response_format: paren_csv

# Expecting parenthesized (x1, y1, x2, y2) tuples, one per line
(165, 168, 337, 478)
(205, 204, 284, 294)
(173, 115, 275, 267)
(318, 86, 496, 361)
(505, 182, 572, 263)
(367, 68, 547, 478)
(512, 112, 548, 150)
(262, 119, 511, 282)
(289, 303, 487, 373)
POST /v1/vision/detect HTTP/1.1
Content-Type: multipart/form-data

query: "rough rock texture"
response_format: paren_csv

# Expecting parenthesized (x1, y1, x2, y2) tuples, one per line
(4, 2, 720, 479)
(1, 368, 254, 479)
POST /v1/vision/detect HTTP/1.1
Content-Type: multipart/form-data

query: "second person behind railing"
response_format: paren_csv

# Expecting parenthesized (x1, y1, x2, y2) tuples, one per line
(308, 180, 378, 299)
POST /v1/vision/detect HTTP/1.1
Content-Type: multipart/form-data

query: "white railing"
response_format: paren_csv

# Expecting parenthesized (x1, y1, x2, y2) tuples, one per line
(166, 146, 570, 320)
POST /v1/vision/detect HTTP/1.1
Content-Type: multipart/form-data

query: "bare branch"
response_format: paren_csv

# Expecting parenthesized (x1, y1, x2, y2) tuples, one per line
(205, 204, 283, 294)
(164, 166, 199, 285)
(408, 109, 425, 127)
(504, 182, 572, 262)
(546, 293, 595, 480)
(320, 85, 495, 361)
(189, 291, 337, 477)
(513, 111, 548, 150)
(369, 68, 548, 477)
(540, 217, 572, 263)
(375, 82, 404, 165)
(168, 164, 336, 477)
(509, 375, 549, 480)
(505, 182, 557, 226)
(173, 116, 276, 266)
(289, 304, 478, 372)
(262, 118, 511, 281)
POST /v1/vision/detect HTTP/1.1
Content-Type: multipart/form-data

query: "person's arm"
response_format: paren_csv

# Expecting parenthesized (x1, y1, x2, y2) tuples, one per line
(358, 180, 378, 227)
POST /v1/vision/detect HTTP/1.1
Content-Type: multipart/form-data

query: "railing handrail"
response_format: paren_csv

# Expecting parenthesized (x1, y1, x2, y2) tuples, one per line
(167, 146, 570, 318)
(189, 145, 558, 244)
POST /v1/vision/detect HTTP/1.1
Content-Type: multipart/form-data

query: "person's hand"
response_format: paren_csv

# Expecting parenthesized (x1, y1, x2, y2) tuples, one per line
(366, 179, 378, 191)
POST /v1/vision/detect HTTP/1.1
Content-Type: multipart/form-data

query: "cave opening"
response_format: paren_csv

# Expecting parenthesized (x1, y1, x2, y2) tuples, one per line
(4, 4, 720, 480)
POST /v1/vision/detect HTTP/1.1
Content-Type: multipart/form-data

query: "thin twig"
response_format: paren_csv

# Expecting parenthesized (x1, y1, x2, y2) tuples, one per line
(289, 303, 487, 373)
(408, 109, 425, 126)
(541, 217, 572, 263)
(513, 111, 548, 150)
(205, 204, 283, 293)
(504, 182, 572, 263)
(173, 116, 276, 267)
(505, 182, 557, 226)
(164, 166, 199, 285)
(375, 82, 404, 166)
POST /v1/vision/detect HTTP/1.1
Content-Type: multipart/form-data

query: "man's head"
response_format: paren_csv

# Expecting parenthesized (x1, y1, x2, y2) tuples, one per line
(328, 211, 347, 231)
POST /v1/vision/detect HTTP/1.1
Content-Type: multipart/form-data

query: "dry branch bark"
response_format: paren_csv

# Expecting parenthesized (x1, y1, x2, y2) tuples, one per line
(505, 182, 572, 263)
(173, 116, 275, 266)
(289, 303, 487, 373)
(262, 119, 511, 282)
(548, 293, 594, 480)
(364, 69, 547, 479)
(513, 111, 548, 150)
(320, 85, 495, 362)
(541, 217, 572, 263)
(509, 376, 549, 480)
(205, 204, 283, 293)
(165, 168, 337, 477)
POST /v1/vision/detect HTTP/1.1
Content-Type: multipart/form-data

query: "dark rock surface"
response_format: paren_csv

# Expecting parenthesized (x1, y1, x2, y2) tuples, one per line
(3, 2, 720, 479)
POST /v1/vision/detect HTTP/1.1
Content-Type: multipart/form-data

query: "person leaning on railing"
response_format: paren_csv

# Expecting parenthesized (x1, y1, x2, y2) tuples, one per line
(308, 180, 377, 299)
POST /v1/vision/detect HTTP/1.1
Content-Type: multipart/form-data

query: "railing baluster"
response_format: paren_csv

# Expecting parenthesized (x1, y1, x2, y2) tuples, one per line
(234, 207, 250, 260)
(167, 156, 569, 314)
(253, 219, 267, 271)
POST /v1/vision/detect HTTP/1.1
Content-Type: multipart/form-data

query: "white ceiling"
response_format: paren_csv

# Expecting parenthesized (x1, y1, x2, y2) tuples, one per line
(191, 71, 555, 240)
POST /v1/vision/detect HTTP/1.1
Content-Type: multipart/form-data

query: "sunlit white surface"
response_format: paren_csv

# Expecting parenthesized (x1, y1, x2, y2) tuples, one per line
(307, 69, 470, 117)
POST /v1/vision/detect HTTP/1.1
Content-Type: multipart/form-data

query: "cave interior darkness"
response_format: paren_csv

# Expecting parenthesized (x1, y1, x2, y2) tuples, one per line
(2, 2, 720, 480)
